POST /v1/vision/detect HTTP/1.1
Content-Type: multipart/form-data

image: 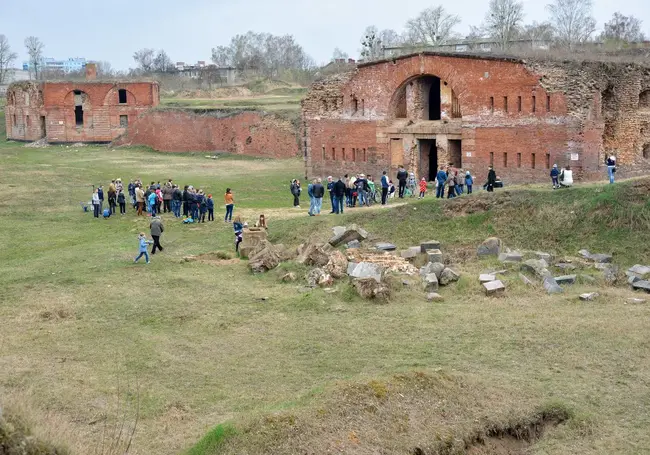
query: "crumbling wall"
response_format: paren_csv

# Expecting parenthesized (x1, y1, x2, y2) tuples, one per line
(114, 109, 299, 158)
(4, 81, 45, 141)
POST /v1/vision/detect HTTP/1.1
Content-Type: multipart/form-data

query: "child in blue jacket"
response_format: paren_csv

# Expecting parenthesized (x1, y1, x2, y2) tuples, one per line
(465, 171, 474, 194)
(134, 232, 153, 264)
(206, 194, 215, 221)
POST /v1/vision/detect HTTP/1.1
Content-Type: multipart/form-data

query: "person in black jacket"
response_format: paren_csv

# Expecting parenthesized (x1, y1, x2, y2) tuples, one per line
(182, 185, 189, 217)
(312, 178, 325, 215)
(396, 165, 408, 198)
(290, 179, 301, 208)
(326, 176, 335, 213)
(333, 177, 346, 214)
(486, 166, 497, 192)
(172, 185, 182, 218)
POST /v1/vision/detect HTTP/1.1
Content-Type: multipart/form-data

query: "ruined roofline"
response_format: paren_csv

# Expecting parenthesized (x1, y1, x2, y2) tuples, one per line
(357, 51, 525, 68)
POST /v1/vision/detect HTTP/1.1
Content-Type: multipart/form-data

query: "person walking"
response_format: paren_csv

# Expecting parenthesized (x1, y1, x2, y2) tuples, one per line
(290, 179, 301, 208)
(134, 233, 152, 264)
(550, 164, 560, 189)
(486, 166, 497, 192)
(312, 178, 325, 215)
(380, 171, 390, 205)
(117, 190, 126, 215)
(92, 188, 101, 218)
(150, 216, 164, 255)
(396, 165, 408, 198)
(326, 176, 335, 213)
(436, 166, 447, 198)
(135, 184, 145, 216)
(465, 171, 474, 194)
(606, 155, 616, 184)
(333, 176, 346, 214)
(224, 188, 234, 222)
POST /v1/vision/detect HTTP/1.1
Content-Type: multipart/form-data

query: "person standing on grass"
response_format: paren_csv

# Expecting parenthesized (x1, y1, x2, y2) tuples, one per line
(407, 171, 417, 198)
(436, 166, 447, 198)
(224, 188, 234, 222)
(97, 185, 104, 212)
(465, 171, 474, 194)
(150, 216, 164, 255)
(396, 165, 408, 198)
(107, 183, 117, 215)
(312, 178, 325, 215)
(134, 233, 152, 264)
(148, 190, 158, 217)
(606, 155, 616, 184)
(128, 180, 136, 207)
(550, 164, 560, 189)
(333, 176, 346, 214)
(419, 177, 427, 199)
(446, 171, 457, 198)
(198, 190, 208, 223)
(117, 190, 126, 215)
(290, 179, 301, 208)
(92, 188, 101, 218)
(171, 185, 181, 218)
(326, 176, 335, 213)
(381, 171, 389, 205)
(486, 166, 497, 192)
(456, 170, 465, 195)
(206, 194, 214, 221)
(347, 174, 357, 207)
(162, 182, 172, 213)
(307, 179, 315, 216)
(135, 184, 145, 216)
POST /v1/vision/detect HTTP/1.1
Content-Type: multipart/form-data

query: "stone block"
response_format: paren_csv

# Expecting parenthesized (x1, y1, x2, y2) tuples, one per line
(420, 262, 445, 279)
(329, 224, 368, 247)
(519, 273, 534, 286)
(498, 252, 523, 263)
(426, 249, 443, 263)
(626, 298, 647, 304)
(521, 259, 551, 279)
(628, 275, 641, 285)
(555, 263, 577, 271)
(479, 273, 496, 283)
(477, 237, 502, 257)
(543, 276, 563, 294)
(554, 275, 577, 285)
(579, 292, 599, 301)
(400, 246, 421, 259)
(632, 280, 650, 293)
(628, 264, 650, 279)
(423, 273, 439, 292)
(420, 240, 441, 253)
(346, 240, 361, 249)
(347, 262, 383, 283)
(427, 292, 444, 302)
(439, 268, 460, 286)
(590, 253, 612, 264)
(535, 251, 552, 262)
(483, 280, 505, 296)
(375, 242, 397, 251)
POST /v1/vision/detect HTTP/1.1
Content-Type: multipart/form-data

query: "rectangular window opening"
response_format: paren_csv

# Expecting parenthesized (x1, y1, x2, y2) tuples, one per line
(517, 153, 521, 168)
(504, 96, 508, 112)
(363, 148, 367, 161)
(351, 148, 356, 161)
(545, 153, 551, 169)
(321, 146, 325, 160)
(13, 114, 16, 125)
(118, 89, 127, 104)
(517, 96, 522, 112)
(120, 115, 128, 128)
(546, 95, 551, 112)
(361, 99, 365, 116)
(342, 147, 346, 161)
(75, 106, 83, 127)
(532, 95, 536, 113)
(532, 153, 536, 169)
(503, 152, 508, 168)
(331, 147, 336, 160)
(26, 115, 31, 127)
(490, 96, 494, 114)
(489, 152, 494, 167)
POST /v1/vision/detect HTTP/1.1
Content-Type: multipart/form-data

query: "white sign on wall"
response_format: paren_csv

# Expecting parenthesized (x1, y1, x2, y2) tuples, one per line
(466, 152, 472, 157)
(570, 153, 579, 161)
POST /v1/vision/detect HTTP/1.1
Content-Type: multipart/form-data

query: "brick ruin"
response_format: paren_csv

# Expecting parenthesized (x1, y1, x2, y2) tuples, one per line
(302, 52, 650, 183)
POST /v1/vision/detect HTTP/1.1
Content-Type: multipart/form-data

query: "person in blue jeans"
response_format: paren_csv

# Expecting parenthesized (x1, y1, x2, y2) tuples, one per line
(606, 155, 616, 184)
(134, 233, 152, 264)
(148, 191, 157, 217)
(206, 194, 215, 221)
(550, 164, 560, 189)
(436, 166, 447, 198)
(333, 176, 346, 214)
(465, 171, 474, 194)
(92, 188, 101, 218)
(224, 188, 234, 221)
(380, 171, 390, 205)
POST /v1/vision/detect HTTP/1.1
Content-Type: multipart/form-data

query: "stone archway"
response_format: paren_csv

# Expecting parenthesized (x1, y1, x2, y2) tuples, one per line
(388, 74, 461, 121)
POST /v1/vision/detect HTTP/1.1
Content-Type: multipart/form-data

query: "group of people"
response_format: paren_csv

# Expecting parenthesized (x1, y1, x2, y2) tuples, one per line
(90, 179, 236, 224)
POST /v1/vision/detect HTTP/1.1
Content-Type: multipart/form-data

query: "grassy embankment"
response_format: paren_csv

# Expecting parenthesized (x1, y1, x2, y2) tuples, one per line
(0, 129, 649, 454)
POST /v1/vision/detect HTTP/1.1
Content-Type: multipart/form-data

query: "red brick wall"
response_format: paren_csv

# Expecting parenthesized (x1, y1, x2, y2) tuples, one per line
(114, 109, 299, 158)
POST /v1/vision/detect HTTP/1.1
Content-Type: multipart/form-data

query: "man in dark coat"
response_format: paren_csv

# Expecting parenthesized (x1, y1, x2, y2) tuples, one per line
(333, 177, 347, 214)
(486, 166, 497, 192)
(150, 216, 164, 254)
(396, 165, 408, 198)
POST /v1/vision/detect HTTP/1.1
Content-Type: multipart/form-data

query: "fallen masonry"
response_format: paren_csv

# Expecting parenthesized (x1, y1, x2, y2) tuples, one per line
(483, 280, 505, 296)
(477, 237, 503, 257)
(329, 225, 368, 247)
(579, 292, 599, 301)
(543, 276, 563, 294)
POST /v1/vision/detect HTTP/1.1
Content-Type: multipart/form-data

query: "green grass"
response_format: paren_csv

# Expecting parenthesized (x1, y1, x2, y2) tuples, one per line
(1, 135, 650, 454)
(185, 423, 237, 455)
(160, 94, 302, 112)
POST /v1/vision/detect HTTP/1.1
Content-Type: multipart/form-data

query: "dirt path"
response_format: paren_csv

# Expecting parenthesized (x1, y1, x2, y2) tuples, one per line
(237, 201, 408, 222)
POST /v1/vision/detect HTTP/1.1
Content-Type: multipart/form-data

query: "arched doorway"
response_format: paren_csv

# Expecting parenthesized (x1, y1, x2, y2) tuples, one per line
(389, 75, 461, 121)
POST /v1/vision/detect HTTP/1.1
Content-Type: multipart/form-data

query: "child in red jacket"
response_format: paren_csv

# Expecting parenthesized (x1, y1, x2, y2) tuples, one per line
(418, 177, 428, 199)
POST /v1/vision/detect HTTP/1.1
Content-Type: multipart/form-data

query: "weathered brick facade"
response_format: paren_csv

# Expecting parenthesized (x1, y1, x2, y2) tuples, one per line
(5, 79, 159, 143)
(114, 109, 299, 158)
(302, 52, 650, 183)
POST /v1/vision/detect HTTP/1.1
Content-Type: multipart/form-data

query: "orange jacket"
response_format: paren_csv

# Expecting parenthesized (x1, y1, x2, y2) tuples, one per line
(224, 193, 234, 204)
(419, 180, 427, 192)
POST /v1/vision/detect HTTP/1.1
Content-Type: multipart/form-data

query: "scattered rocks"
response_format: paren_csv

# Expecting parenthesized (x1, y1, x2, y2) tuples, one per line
(626, 298, 647, 304)
(479, 273, 496, 283)
(579, 249, 612, 263)
(400, 246, 421, 259)
(555, 263, 577, 271)
(426, 249, 443, 263)
(628, 264, 650, 279)
(329, 224, 368, 247)
(521, 259, 551, 279)
(602, 266, 618, 286)
(423, 273, 439, 292)
(477, 237, 503, 257)
(439, 268, 460, 286)
(248, 240, 282, 273)
(347, 262, 383, 283)
(306, 268, 333, 287)
(519, 273, 535, 286)
(346, 240, 361, 249)
(555, 275, 577, 285)
(498, 251, 523, 263)
(483, 280, 505, 296)
(420, 262, 445, 280)
(535, 251, 552, 262)
(420, 240, 441, 253)
(579, 292, 599, 301)
(324, 250, 348, 279)
(375, 242, 397, 251)
(543, 276, 563, 294)
(628, 275, 641, 285)
(426, 292, 444, 302)
(353, 278, 390, 300)
(632, 280, 650, 293)
(281, 272, 297, 282)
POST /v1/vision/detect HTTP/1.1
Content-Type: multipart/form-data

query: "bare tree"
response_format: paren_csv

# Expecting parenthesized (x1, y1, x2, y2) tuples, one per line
(405, 6, 461, 45)
(211, 45, 232, 67)
(547, 0, 596, 49)
(485, 0, 524, 49)
(132, 48, 155, 73)
(360, 26, 383, 60)
(0, 34, 18, 84)
(96, 61, 115, 78)
(24, 36, 44, 80)
(600, 12, 645, 43)
(153, 50, 173, 73)
(521, 21, 555, 47)
(332, 48, 349, 61)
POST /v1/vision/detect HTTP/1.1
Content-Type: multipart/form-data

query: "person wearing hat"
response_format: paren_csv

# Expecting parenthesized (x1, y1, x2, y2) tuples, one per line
(550, 163, 560, 189)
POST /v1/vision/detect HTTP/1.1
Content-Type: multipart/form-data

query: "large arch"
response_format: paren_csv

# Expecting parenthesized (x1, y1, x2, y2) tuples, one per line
(388, 73, 462, 120)
(63, 90, 91, 127)
(103, 86, 137, 105)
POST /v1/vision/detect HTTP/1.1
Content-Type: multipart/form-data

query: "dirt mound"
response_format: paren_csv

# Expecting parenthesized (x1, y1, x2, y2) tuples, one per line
(182, 251, 239, 265)
(442, 192, 514, 216)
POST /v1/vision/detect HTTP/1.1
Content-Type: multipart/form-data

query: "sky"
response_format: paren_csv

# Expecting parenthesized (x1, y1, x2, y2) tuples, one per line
(1, 0, 649, 70)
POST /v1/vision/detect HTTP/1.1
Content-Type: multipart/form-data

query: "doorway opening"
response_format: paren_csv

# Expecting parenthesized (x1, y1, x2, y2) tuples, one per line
(40, 116, 46, 138)
(449, 139, 462, 167)
(419, 139, 438, 181)
(427, 76, 441, 120)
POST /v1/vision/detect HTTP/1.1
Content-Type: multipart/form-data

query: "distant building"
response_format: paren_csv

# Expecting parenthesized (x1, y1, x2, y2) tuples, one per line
(22, 57, 89, 74)
(0, 68, 30, 95)
(173, 61, 238, 85)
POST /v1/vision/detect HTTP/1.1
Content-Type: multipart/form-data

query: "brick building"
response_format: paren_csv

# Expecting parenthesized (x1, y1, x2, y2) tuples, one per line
(302, 52, 650, 183)
(5, 64, 159, 143)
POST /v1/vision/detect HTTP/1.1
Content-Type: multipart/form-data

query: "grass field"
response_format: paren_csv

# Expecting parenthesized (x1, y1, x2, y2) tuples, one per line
(160, 93, 303, 112)
(1, 110, 650, 454)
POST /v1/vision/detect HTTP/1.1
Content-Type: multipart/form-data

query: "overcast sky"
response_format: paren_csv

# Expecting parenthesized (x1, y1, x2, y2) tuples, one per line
(1, 0, 649, 70)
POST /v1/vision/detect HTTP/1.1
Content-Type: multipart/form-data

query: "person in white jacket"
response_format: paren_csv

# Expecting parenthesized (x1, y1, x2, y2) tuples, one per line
(91, 188, 101, 218)
(560, 166, 573, 187)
